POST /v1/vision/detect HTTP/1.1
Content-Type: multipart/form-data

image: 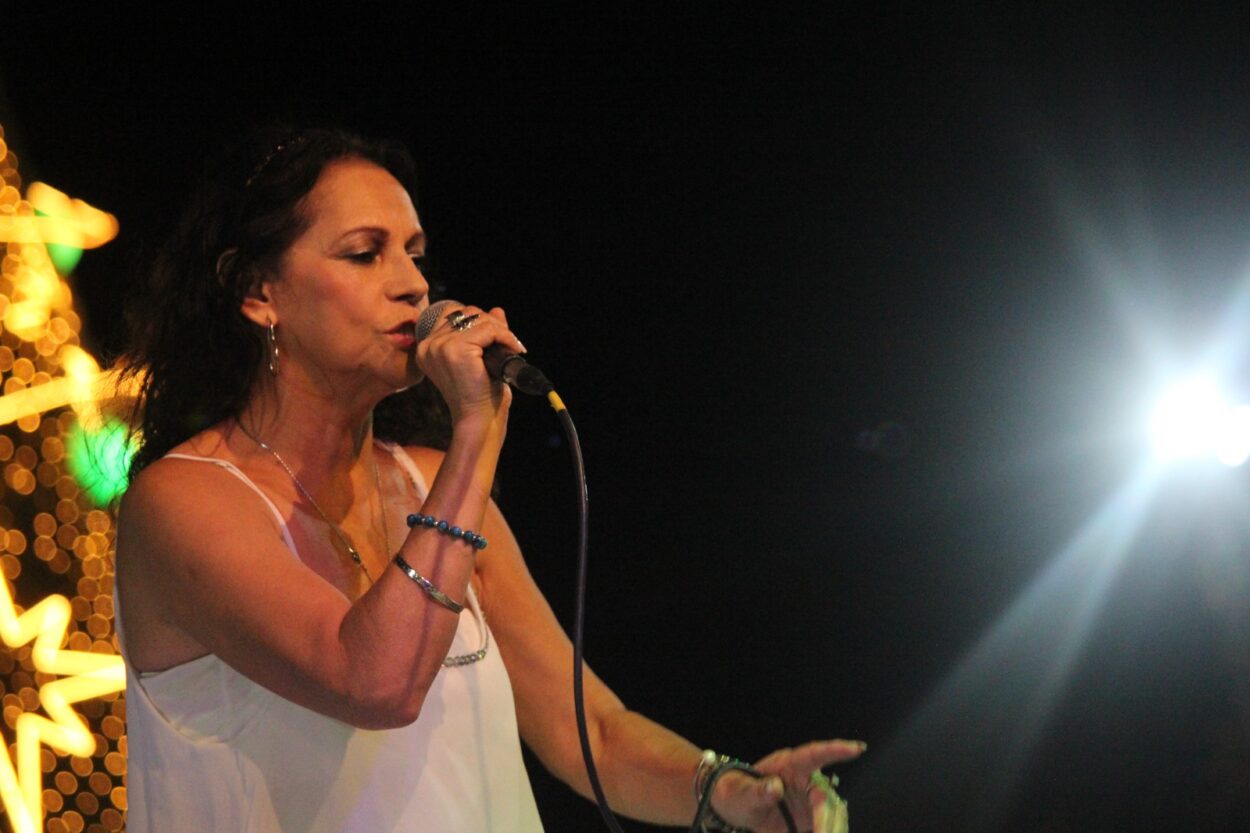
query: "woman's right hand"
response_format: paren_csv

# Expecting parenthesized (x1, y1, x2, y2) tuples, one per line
(416, 304, 525, 428)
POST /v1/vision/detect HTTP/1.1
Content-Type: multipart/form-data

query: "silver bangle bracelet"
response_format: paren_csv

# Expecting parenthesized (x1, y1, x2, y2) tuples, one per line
(694, 750, 753, 833)
(694, 749, 719, 801)
(393, 555, 465, 614)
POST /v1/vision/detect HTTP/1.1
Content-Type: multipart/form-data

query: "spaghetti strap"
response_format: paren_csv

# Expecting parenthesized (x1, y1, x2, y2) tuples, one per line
(163, 453, 299, 556)
(379, 442, 431, 501)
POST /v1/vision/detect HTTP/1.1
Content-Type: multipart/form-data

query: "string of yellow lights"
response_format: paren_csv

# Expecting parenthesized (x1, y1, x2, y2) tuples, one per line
(0, 123, 128, 833)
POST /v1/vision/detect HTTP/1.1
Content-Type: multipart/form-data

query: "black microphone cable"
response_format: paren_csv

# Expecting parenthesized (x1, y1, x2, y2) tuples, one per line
(415, 301, 798, 832)
(544, 389, 797, 833)
(543, 389, 628, 833)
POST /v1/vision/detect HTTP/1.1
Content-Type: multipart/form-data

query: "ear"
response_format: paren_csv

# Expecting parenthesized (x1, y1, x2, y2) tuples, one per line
(239, 266, 280, 330)
(240, 281, 277, 328)
(219, 247, 279, 328)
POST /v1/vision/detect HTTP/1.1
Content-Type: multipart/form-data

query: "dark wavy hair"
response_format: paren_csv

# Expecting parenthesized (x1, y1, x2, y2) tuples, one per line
(122, 126, 450, 476)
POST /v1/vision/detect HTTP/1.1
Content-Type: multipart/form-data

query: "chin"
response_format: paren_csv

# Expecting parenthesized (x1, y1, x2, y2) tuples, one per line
(388, 368, 425, 395)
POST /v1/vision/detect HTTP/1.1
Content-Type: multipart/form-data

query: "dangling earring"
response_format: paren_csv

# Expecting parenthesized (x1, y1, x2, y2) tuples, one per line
(266, 320, 280, 376)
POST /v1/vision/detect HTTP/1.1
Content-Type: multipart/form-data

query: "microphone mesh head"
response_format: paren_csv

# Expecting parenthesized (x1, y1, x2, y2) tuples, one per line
(415, 299, 462, 342)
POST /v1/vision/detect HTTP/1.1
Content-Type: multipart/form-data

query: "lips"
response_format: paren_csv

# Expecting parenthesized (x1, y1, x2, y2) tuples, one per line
(386, 321, 417, 348)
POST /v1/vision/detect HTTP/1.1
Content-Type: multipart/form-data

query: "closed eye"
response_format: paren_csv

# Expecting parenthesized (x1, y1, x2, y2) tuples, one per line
(346, 250, 380, 265)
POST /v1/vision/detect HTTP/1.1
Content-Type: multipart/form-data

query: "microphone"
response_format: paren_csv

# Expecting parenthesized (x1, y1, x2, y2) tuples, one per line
(416, 299, 554, 396)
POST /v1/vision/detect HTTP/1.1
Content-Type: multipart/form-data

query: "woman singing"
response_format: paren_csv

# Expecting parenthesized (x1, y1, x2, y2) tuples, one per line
(114, 127, 863, 832)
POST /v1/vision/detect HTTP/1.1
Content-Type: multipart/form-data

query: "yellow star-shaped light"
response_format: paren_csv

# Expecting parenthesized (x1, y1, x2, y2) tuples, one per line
(0, 575, 125, 833)
(0, 184, 127, 431)
(0, 181, 119, 247)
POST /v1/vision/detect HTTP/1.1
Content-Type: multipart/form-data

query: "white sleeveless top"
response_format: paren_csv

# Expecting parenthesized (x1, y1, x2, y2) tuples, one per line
(119, 444, 544, 832)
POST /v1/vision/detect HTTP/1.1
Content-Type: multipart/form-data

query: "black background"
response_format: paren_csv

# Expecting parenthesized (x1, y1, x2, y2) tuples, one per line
(3, 5, 1250, 831)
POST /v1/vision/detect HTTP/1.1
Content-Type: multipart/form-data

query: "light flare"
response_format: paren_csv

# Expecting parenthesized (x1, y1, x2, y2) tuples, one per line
(1149, 377, 1250, 467)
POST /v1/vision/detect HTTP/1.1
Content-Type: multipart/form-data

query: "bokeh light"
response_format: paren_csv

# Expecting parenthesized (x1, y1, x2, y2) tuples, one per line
(64, 420, 135, 508)
(0, 121, 127, 833)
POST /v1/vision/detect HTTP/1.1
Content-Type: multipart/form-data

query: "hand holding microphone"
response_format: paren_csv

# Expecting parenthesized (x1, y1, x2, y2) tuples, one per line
(416, 299, 553, 396)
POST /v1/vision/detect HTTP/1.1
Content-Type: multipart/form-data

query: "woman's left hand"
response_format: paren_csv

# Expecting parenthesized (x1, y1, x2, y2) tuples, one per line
(709, 739, 865, 833)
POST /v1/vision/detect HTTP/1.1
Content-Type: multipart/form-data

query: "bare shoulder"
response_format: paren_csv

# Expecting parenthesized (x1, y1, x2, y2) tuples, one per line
(116, 452, 289, 670)
(118, 452, 282, 554)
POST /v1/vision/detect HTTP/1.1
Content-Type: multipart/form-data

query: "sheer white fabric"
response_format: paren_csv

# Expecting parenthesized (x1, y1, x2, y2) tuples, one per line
(119, 446, 544, 832)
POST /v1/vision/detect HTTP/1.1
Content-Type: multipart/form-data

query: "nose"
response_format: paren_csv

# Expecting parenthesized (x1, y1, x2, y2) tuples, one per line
(390, 255, 429, 306)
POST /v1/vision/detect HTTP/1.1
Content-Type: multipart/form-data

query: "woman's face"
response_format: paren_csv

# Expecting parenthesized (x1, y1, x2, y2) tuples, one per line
(257, 158, 429, 399)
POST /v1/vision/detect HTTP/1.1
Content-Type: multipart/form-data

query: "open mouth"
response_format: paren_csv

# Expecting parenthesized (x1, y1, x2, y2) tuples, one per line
(386, 321, 417, 347)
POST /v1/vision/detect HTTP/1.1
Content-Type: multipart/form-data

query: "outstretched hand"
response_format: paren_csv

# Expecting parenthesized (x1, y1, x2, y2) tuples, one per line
(709, 739, 865, 833)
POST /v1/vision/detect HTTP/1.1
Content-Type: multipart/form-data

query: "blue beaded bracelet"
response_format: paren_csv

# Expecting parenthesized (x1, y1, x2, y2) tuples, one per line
(406, 513, 488, 550)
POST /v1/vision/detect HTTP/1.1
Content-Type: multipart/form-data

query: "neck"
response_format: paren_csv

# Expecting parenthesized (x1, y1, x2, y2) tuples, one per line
(233, 375, 383, 502)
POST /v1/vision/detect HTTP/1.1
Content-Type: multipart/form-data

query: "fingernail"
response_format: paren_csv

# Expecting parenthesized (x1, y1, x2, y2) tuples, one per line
(857, 741, 868, 752)
(767, 777, 784, 797)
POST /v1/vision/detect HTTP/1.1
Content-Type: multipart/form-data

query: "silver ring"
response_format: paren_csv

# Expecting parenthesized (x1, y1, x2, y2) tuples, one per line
(445, 309, 467, 327)
(451, 313, 480, 332)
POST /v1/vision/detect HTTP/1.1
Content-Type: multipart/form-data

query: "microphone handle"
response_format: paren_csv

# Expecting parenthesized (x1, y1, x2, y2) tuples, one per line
(483, 344, 553, 396)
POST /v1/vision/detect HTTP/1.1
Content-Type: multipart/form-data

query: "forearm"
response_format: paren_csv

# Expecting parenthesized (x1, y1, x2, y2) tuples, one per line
(337, 417, 503, 724)
(420, 411, 504, 521)
(574, 707, 706, 826)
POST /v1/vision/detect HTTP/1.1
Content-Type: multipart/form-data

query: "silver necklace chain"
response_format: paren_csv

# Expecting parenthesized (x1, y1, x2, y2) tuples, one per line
(236, 421, 488, 667)
(236, 421, 382, 584)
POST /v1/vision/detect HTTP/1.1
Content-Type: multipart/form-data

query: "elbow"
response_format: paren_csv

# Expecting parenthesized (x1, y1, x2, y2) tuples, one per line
(377, 690, 428, 729)
(341, 678, 431, 730)
(343, 694, 428, 730)
(332, 616, 448, 729)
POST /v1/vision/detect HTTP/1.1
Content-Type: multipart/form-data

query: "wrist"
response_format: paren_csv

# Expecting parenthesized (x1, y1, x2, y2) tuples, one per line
(693, 750, 752, 833)
(447, 383, 511, 427)
(426, 417, 503, 510)
(449, 406, 508, 449)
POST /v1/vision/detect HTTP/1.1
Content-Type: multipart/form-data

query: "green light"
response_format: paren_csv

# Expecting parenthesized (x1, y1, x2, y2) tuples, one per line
(45, 240, 83, 276)
(65, 418, 134, 506)
(33, 208, 84, 275)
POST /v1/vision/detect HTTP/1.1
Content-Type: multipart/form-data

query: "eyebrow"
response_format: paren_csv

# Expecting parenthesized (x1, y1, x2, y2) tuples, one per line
(335, 226, 426, 249)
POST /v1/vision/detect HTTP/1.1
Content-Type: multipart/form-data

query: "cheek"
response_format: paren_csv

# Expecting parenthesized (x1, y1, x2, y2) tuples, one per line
(273, 274, 385, 359)
(294, 285, 370, 331)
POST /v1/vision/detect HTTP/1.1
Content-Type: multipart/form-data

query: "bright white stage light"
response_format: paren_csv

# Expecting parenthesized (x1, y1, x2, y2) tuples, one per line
(1150, 378, 1226, 461)
(1215, 405, 1250, 467)
(1149, 378, 1250, 466)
